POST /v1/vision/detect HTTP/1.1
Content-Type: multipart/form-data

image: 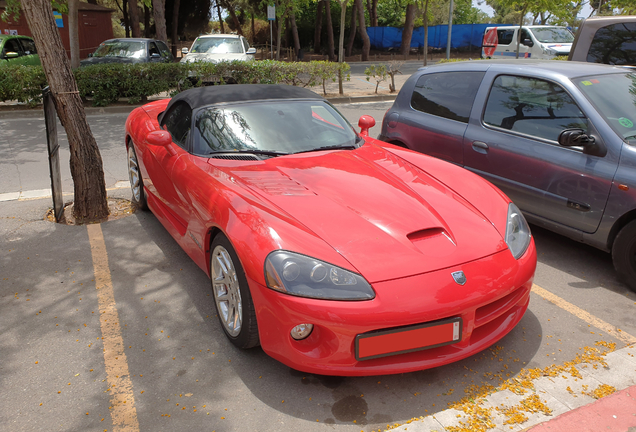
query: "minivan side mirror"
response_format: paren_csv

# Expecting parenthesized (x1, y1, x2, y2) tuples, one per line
(247, 47, 256, 55)
(181, 47, 189, 54)
(5, 51, 19, 59)
(522, 38, 534, 47)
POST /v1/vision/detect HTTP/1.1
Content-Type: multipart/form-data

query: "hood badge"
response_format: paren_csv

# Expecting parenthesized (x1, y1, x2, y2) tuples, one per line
(451, 271, 466, 286)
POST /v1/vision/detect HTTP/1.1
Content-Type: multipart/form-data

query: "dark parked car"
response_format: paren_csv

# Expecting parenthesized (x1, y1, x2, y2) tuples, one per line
(80, 38, 173, 66)
(0, 34, 40, 66)
(379, 60, 636, 291)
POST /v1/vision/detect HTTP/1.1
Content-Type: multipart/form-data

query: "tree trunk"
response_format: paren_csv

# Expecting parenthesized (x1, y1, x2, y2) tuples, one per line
(355, 0, 370, 61)
(401, 3, 416, 57)
(216, 1, 225, 33)
(275, 3, 282, 60)
(123, 0, 130, 38)
(515, 5, 527, 59)
(171, 0, 181, 57)
(251, 12, 255, 44)
(224, 1, 244, 36)
(20, 0, 108, 222)
(422, 0, 429, 66)
(144, 4, 151, 37)
(69, 0, 80, 68)
(290, 10, 301, 59)
(371, 0, 378, 26)
(129, 0, 141, 37)
(337, 0, 347, 63)
(314, 1, 323, 54)
(152, 0, 168, 42)
(325, 0, 335, 61)
(346, 3, 357, 57)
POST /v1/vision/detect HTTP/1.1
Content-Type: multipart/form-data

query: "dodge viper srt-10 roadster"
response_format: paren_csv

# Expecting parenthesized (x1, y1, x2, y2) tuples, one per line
(124, 84, 537, 376)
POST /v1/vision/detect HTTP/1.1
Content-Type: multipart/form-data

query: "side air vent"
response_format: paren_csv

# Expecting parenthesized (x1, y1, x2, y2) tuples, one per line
(209, 154, 260, 161)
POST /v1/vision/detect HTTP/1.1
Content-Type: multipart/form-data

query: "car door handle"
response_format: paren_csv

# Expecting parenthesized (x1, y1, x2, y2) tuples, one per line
(472, 141, 489, 154)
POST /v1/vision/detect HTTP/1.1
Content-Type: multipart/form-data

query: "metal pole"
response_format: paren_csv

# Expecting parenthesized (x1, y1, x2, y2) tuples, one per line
(446, 0, 454, 60)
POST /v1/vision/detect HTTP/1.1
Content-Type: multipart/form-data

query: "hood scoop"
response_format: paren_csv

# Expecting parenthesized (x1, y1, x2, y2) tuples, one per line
(407, 228, 457, 258)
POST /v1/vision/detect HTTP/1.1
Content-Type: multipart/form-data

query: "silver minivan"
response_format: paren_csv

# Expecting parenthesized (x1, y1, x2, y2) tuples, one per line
(379, 60, 636, 291)
(482, 25, 574, 59)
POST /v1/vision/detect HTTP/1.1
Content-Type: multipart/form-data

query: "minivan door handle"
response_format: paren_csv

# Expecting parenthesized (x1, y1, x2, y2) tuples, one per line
(472, 141, 489, 154)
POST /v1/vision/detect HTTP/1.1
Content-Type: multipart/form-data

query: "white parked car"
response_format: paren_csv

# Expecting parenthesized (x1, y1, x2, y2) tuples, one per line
(482, 25, 574, 59)
(181, 34, 256, 64)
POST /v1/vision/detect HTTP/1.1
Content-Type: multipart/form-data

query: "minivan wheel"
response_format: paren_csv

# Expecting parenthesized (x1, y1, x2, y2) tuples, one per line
(612, 220, 636, 293)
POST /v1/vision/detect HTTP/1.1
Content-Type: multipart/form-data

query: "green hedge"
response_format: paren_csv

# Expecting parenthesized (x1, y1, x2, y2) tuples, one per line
(0, 60, 350, 107)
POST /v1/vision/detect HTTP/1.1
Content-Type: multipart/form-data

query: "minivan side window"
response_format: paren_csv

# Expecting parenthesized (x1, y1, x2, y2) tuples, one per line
(483, 75, 587, 142)
(162, 102, 192, 147)
(411, 72, 485, 123)
(497, 29, 515, 45)
(587, 22, 636, 65)
(19, 38, 37, 55)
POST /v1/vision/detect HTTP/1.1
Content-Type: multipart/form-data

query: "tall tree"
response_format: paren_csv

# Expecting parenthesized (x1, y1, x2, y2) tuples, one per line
(355, 0, 370, 60)
(366, 0, 378, 26)
(129, 0, 141, 37)
(400, 2, 416, 56)
(171, 0, 180, 57)
(314, 0, 324, 54)
(422, 0, 429, 65)
(19, 0, 109, 222)
(290, 9, 301, 59)
(152, 0, 168, 41)
(325, 0, 336, 60)
(336, 0, 349, 63)
(346, 2, 357, 57)
(215, 0, 225, 32)
(69, 0, 79, 68)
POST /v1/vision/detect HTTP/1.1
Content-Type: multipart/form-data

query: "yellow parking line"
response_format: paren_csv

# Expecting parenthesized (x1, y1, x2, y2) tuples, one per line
(532, 284, 636, 345)
(88, 224, 140, 432)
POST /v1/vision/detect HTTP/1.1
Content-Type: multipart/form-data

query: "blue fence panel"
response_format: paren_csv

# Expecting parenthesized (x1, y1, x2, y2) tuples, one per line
(368, 24, 509, 50)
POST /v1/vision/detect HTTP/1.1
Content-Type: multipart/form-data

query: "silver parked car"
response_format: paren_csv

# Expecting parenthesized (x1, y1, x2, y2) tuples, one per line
(180, 34, 256, 64)
(379, 60, 636, 291)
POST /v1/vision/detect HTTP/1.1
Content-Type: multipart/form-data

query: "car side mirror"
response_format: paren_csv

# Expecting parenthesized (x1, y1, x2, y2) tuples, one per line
(150, 53, 161, 58)
(247, 47, 256, 55)
(522, 38, 534, 47)
(558, 128, 595, 147)
(558, 128, 606, 157)
(146, 130, 172, 147)
(181, 47, 189, 54)
(5, 51, 19, 59)
(358, 115, 376, 137)
(88, 53, 93, 57)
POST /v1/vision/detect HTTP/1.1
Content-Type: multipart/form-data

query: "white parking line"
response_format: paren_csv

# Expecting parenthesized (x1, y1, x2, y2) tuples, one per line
(0, 181, 130, 203)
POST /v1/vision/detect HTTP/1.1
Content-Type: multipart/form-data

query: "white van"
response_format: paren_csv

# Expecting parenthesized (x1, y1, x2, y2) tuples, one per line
(481, 25, 574, 59)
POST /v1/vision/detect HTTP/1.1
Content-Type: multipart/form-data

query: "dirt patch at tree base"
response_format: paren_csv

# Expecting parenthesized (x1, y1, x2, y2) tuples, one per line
(45, 198, 137, 225)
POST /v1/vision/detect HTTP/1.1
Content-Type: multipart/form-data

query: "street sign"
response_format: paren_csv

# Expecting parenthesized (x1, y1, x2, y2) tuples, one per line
(483, 27, 498, 57)
(267, 5, 275, 21)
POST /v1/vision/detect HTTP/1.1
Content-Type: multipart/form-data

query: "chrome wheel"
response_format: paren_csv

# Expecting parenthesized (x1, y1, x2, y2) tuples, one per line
(127, 145, 141, 202)
(211, 245, 243, 337)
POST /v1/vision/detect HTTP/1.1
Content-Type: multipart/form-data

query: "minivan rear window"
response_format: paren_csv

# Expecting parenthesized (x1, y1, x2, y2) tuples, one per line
(411, 72, 485, 123)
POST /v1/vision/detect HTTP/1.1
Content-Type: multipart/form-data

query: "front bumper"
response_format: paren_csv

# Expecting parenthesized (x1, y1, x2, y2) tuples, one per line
(249, 240, 536, 376)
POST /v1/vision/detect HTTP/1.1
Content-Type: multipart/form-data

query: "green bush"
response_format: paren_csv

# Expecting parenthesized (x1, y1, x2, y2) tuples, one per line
(0, 60, 350, 107)
(0, 64, 47, 106)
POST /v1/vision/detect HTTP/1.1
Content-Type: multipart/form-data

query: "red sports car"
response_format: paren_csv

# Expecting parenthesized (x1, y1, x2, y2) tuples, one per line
(125, 84, 536, 376)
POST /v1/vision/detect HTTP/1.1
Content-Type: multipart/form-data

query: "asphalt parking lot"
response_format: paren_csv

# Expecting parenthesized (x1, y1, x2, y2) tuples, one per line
(1, 105, 635, 431)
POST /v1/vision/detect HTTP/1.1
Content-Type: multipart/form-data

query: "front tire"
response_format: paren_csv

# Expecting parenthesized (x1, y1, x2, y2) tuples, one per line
(612, 220, 636, 292)
(127, 144, 147, 210)
(210, 233, 259, 349)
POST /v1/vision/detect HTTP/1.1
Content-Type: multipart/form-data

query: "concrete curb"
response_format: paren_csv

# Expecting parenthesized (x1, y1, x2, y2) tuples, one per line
(385, 344, 636, 432)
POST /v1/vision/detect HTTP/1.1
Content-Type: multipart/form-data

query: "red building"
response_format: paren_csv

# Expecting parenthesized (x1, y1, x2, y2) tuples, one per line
(0, 1, 114, 59)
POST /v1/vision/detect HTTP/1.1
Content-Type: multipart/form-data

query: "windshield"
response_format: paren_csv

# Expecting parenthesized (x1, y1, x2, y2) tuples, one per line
(530, 27, 574, 43)
(192, 100, 360, 156)
(573, 73, 636, 141)
(93, 41, 145, 58)
(190, 37, 243, 54)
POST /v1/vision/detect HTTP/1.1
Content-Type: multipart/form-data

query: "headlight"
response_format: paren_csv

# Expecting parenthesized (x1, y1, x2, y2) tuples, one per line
(264, 251, 375, 300)
(505, 203, 531, 259)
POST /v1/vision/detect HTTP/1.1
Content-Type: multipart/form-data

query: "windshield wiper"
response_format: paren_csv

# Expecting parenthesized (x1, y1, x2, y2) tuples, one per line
(293, 144, 358, 155)
(210, 149, 288, 157)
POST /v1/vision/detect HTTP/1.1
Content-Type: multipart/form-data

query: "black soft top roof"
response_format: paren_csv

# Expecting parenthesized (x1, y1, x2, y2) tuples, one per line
(165, 84, 324, 114)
